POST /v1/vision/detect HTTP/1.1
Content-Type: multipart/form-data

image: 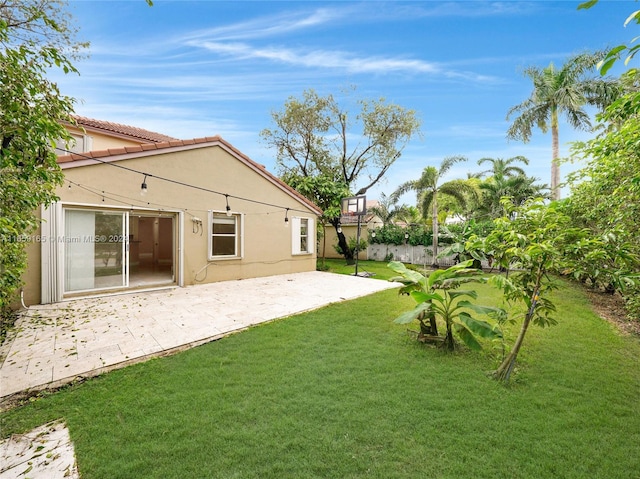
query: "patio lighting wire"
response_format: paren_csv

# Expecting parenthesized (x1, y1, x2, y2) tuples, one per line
(65, 179, 286, 220)
(65, 179, 193, 215)
(56, 147, 317, 216)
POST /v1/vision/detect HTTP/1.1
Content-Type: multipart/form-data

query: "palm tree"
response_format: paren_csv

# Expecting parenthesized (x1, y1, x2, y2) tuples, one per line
(367, 192, 409, 227)
(474, 156, 549, 218)
(478, 174, 549, 219)
(506, 51, 620, 200)
(391, 156, 476, 264)
(477, 156, 529, 179)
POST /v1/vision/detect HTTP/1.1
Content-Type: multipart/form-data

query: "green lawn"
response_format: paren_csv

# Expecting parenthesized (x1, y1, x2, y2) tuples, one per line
(318, 258, 407, 280)
(1, 267, 639, 479)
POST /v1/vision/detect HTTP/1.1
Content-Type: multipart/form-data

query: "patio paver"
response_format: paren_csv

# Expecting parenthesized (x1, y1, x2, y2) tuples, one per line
(1, 271, 398, 403)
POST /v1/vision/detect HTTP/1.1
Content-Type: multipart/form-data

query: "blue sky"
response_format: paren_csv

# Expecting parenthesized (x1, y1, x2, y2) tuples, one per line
(58, 0, 635, 203)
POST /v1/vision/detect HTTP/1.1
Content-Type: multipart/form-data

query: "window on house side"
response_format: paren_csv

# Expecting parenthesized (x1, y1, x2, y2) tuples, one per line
(300, 218, 308, 252)
(56, 134, 93, 154)
(292, 216, 314, 255)
(210, 213, 240, 258)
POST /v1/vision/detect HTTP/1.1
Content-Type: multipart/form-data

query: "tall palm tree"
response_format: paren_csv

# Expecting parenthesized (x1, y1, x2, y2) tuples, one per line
(477, 156, 529, 179)
(506, 51, 620, 200)
(391, 156, 475, 264)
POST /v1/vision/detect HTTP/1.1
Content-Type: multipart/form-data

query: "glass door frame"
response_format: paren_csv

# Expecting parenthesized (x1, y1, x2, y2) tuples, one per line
(63, 207, 129, 295)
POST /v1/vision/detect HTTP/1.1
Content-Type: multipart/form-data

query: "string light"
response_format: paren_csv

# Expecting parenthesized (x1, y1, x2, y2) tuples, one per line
(225, 194, 231, 217)
(56, 146, 316, 219)
(66, 179, 290, 224)
(284, 208, 289, 226)
(140, 174, 148, 196)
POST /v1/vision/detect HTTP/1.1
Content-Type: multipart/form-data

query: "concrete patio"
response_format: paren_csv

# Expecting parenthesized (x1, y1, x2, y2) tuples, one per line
(0, 271, 398, 404)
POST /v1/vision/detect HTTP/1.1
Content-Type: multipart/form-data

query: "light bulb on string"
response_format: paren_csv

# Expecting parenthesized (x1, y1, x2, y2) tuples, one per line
(140, 175, 148, 196)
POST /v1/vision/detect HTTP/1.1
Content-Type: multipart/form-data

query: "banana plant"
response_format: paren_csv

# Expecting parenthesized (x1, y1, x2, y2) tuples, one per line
(389, 260, 505, 351)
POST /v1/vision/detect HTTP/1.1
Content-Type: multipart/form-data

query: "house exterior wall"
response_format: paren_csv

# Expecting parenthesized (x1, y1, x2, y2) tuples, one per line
(319, 223, 370, 260)
(21, 143, 318, 305)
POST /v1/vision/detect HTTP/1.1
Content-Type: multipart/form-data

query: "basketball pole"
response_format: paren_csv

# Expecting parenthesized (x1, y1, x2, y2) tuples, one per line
(355, 214, 361, 276)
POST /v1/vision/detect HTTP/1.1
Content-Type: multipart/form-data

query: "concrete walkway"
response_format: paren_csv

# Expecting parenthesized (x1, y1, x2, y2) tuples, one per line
(1, 271, 398, 404)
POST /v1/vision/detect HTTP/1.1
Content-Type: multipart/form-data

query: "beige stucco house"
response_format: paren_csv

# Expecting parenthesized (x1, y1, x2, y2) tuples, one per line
(22, 117, 321, 305)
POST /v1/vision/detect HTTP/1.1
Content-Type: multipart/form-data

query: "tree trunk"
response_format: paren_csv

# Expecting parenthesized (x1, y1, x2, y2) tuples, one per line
(551, 109, 561, 201)
(432, 192, 439, 267)
(330, 218, 354, 262)
(321, 224, 327, 268)
(493, 314, 531, 382)
(493, 281, 541, 382)
(443, 320, 455, 351)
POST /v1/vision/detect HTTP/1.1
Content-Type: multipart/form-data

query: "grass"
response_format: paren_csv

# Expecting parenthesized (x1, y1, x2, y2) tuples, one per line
(318, 258, 404, 280)
(1, 266, 639, 478)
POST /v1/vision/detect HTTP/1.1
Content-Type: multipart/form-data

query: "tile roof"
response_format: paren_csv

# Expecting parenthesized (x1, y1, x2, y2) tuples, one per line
(57, 136, 322, 215)
(72, 115, 178, 143)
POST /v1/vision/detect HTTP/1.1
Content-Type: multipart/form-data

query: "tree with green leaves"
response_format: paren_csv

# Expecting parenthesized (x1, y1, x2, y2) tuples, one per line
(565, 88, 640, 318)
(477, 156, 529, 178)
(506, 51, 620, 200)
(473, 156, 549, 219)
(261, 88, 420, 261)
(389, 260, 505, 351)
(470, 199, 584, 382)
(367, 192, 410, 227)
(391, 156, 476, 264)
(1, 1, 86, 315)
(578, 1, 640, 74)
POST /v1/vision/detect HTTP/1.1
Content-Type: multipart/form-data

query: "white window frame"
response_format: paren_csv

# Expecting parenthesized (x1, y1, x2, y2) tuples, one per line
(56, 134, 93, 154)
(291, 216, 314, 255)
(208, 211, 244, 260)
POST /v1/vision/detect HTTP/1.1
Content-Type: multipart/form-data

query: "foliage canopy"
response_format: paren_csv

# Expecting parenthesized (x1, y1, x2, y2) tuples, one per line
(0, 0, 84, 313)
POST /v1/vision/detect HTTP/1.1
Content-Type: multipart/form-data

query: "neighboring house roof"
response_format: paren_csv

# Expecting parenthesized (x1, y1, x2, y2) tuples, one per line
(71, 115, 178, 144)
(57, 135, 322, 216)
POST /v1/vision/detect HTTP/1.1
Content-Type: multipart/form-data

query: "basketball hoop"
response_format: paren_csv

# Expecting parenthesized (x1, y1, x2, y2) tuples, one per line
(340, 195, 367, 276)
(341, 195, 367, 216)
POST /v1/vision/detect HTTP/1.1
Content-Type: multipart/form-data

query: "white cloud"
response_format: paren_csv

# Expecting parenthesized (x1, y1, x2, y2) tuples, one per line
(190, 40, 443, 75)
(179, 7, 345, 42)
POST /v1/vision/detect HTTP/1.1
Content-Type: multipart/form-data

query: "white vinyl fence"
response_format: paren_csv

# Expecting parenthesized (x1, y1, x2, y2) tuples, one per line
(367, 243, 490, 269)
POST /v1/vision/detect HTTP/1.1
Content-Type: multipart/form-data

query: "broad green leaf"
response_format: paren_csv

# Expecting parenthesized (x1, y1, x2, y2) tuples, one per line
(393, 302, 432, 324)
(458, 300, 507, 321)
(448, 290, 478, 300)
(410, 291, 443, 303)
(624, 10, 640, 27)
(457, 312, 503, 340)
(599, 57, 617, 75)
(577, 0, 599, 10)
(454, 323, 483, 351)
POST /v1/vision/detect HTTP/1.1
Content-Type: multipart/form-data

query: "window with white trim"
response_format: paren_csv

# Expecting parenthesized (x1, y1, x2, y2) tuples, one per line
(56, 134, 93, 154)
(209, 212, 242, 259)
(291, 216, 314, 255)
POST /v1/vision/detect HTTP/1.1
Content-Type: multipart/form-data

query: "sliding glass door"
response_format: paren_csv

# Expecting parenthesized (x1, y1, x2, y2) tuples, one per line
(64, 209, 127, 293)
